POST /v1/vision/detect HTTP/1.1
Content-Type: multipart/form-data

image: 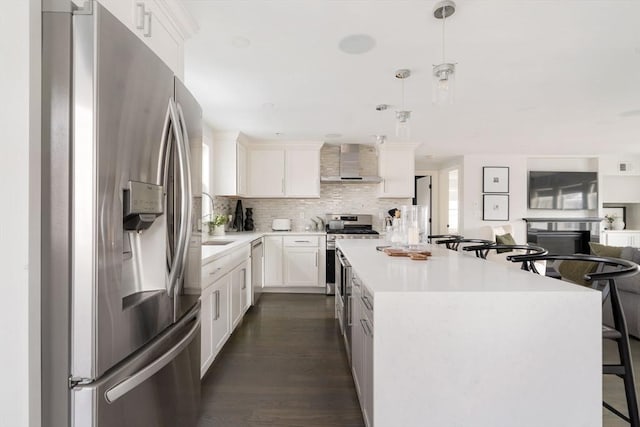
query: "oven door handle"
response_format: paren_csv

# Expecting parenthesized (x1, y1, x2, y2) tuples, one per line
(336, 250, 351, 269)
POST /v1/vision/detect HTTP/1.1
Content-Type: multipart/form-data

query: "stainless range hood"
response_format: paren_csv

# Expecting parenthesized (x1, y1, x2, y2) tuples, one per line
(320, 144, 382, 183)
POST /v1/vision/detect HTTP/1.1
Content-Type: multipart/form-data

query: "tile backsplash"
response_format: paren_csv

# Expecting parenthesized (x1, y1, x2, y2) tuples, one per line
(212, 144, 411, 232)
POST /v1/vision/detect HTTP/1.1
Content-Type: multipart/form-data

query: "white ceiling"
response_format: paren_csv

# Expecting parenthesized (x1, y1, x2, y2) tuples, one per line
(183, 0, 640, 161)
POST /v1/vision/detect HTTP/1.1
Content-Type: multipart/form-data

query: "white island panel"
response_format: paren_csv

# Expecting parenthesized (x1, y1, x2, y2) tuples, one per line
(375, 292, 601, 427)
(337, 239, 602, 427)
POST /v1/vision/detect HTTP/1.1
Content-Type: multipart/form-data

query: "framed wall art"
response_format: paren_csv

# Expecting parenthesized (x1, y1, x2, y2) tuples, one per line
(483, 194, 510, 221)
(483, 166, 509, 193)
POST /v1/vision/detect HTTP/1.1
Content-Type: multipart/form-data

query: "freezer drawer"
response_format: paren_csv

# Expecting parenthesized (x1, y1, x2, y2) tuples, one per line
(71, 304, 201, 427)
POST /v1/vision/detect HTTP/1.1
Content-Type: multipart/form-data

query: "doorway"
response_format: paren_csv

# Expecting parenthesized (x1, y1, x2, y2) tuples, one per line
(413, 175, 432, 237)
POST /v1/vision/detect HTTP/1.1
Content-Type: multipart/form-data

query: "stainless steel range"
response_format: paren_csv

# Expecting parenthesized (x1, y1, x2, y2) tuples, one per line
(325, 214, 379, 294)
(325, 214, 379, 362)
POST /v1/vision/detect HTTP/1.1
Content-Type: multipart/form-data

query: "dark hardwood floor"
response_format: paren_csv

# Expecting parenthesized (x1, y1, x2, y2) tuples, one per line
(198, 293, 364, 427)
(197, 293, 640, 426)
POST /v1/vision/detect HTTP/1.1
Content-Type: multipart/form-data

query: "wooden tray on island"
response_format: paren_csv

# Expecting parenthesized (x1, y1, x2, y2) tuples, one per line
(382, 248, 432, 260)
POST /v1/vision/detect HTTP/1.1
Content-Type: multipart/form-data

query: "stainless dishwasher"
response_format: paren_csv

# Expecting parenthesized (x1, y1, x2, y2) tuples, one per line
(251, 238, 263, 305)
(336, 248, 352, 362)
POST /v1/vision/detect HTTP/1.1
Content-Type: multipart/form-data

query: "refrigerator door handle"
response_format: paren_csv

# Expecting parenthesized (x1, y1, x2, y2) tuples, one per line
(171, 102, 193, 297)
(104, 309, 200, 403)
(164, 98, 190, 297)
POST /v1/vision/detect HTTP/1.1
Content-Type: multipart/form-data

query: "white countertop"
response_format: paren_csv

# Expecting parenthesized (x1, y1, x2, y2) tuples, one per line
(336, 239, 595, 294)
(201, 231, 326, 263)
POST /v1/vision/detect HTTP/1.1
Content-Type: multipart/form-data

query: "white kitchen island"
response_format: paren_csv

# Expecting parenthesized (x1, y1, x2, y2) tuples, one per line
(337, 239, 602, 427)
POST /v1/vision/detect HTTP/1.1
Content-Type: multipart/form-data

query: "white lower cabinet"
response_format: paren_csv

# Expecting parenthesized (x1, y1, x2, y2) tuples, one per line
(200, 244, 251, 377)
(602, 230, 640, 247)
(351, 273, 374, 426)
(283, 246, 319, 287)
(200, 274, 230, 378)
(264, 236, 284, 287)
(231, 260, 250, 329)
(264, 234, 326, 289)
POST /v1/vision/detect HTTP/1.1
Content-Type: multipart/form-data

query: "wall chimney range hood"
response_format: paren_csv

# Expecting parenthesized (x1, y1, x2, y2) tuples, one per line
(320, 144, 382, 183)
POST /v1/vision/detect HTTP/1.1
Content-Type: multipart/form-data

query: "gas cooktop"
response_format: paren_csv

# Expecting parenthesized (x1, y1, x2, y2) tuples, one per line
(324, 213, 378, 236)
(326, 228, 379, 235)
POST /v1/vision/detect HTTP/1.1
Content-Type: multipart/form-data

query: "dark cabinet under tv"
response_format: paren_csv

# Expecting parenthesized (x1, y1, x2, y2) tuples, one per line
(523, 217, 603, 255)
(527, 229, 591, 255)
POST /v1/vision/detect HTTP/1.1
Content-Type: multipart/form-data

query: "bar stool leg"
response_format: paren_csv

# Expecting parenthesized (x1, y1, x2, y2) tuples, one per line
(610, 284, 640, 427)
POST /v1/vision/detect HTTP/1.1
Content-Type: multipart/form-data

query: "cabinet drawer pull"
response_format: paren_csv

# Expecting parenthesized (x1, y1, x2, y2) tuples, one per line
(361, 295, 373, 311)
(241, 268, 246, 289)
(135, 2, 145, 29)
(214, 290, 220, 320)
(360, 318, 372, 336)
(294, 240, 311, 243)
(142, 11, 152, 37)
(209, 267, 222, 276)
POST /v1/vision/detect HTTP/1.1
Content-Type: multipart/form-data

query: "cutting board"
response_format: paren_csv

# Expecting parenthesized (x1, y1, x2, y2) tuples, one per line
(383, 248, 432, 260)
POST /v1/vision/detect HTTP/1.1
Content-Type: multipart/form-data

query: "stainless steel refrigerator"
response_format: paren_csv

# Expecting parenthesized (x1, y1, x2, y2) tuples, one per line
(42, 2, 202, 426)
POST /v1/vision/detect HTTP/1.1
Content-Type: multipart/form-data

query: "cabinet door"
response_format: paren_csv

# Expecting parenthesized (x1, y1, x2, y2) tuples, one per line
(605, 232, 633, 247)
(351, 283, 364, 399)
(237, 143, 247, 196)
(200, 287, 215, 377)
(211, 275, 231, 355)
(247, 149, 285, 197)
(97, 1, 183, 76)
(284, 247, 319, 287)
(363, 315, 374, 426)
(285, 149, 320, 197)
(264, 236, 284, 287)
(231, 261, 249, 329)
(139, 1, 182, 75)
(201, 274, 231, 377)
(378, 148, 415, 198)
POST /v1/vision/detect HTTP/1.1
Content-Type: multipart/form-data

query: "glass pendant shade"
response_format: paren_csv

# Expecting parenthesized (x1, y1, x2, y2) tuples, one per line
(432, 63, 455, 105)
(395, 110, 411, 138)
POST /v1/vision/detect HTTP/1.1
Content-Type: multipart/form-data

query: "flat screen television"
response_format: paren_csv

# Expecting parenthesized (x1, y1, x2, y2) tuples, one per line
(528, 171, 598, 210)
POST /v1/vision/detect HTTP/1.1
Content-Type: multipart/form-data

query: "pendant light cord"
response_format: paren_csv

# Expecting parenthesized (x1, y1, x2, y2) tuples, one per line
(441, 6, 446, 63)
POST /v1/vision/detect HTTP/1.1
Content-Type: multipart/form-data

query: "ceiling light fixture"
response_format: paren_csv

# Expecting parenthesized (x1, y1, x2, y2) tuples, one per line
(395, 69, 411, 139)
(375, 135, 386, 145)
(433, 0, 456, 105)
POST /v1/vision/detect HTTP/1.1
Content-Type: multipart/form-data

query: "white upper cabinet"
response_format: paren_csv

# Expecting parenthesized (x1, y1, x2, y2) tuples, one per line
(248, 148, 286, 197)
(285, 149, 320, 197)
(601, 175, 640, 203)
(213, 131, 248, 197)
(246, 142, 322, 198)
(378, 144, 417, 198)
(97, 0, 197, 79)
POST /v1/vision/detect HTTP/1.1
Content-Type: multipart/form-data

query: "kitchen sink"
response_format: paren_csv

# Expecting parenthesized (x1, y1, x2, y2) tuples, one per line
(202, 240, 234, 246)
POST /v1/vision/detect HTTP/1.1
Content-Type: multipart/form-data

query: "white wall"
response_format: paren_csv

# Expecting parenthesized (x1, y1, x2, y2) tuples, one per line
(0, 1, 41, 426)
(461, 155, 528, 242)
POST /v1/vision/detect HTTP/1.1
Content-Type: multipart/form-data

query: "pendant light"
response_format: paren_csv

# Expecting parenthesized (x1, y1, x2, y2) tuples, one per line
(433, 1, 456, 105)
(395, 69, 411, 138)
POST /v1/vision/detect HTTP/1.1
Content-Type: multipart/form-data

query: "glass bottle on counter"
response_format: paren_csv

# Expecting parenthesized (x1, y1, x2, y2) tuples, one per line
(390, 210, 406, 247)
